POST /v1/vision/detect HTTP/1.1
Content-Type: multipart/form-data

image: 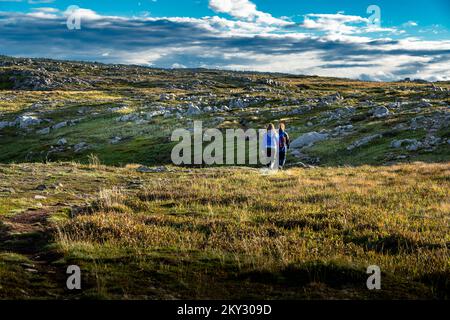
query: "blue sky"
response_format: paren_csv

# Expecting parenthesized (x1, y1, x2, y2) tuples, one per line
(0, 0, 449, 80)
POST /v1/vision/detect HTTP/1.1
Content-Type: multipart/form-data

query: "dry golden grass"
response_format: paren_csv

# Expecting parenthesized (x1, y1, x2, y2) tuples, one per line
(53, 162, 449, 299)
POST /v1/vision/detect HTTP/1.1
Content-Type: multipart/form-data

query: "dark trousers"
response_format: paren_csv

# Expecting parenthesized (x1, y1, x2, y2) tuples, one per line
(279, 148, 287, 167)
(266, 148, 273, 168)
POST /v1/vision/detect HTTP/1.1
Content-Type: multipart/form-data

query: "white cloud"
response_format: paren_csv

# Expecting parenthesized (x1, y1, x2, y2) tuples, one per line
(402, 21, 418, 27)
(62, 7, 103, 21)
(208, 0, 291, 26)
(171, 63, 186, 69)
(302, 13, 398, 35)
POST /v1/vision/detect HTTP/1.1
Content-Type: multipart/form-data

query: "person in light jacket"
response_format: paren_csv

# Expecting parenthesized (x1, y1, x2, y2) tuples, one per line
(263, 123, 279, 169)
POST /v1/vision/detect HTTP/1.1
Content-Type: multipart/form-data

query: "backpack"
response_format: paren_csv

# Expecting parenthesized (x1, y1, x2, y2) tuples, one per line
(279, 130, 287, 149)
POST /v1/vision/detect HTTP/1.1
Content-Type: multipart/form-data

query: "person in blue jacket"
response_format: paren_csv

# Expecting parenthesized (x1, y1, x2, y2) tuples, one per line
(278, 122, 290, 169)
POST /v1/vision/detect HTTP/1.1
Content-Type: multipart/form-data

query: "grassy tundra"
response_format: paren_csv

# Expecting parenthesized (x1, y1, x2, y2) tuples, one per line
(0, 57, 449, 299)
(0, 161, 448, 299)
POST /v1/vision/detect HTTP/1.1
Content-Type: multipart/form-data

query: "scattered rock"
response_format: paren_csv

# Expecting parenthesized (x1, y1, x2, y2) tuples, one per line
(57, 138, 67, 146)
(74, 142, 89, 153)
(320, 93, 343, 105)
(0, 121, 15, 129)
(36, 127, 50, 135)
(52, 121, 68, 130)
(391, 139, 421, 151)
(110, 136, 122, 144)
(347, 134, 382, 150)
(160, 93, 176, 101)
(291, 132, 329, 149)
(117, 113, 139, 122)
(371, 106, 390, 118)
(322, 106, 355, 122)
(146, 110, 166, 119)
(186, 104, 202, 116)
(136, 166, 169, 173)
(331, 125, 353, 137)
(16, 115, 41, 128)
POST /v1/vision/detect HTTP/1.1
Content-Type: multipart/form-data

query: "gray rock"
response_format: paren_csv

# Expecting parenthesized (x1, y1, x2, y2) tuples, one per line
(390, 139, 419, 149)
(134, 119, 148, 125)
(160, 93, 176, 101)
(118, 113, 139, 122)
(136, 166, 168, 173)
(0, 121, 14, 129)
(16, 115, 41, 128)
(52, 121, 68, 130)
(371, 106, 390, 118)
(110, 136, 122, 144)
(74, 142, 89, 153)
(57, 138, 67, 146)
(214, 117, 225, 124)
(146, 110, 165, 119)
(321, 93, 343, 104)
(229, 98, 247, 109)
(78, 107, 89, 114)
(36, 127, 50, 135)
(418, 101, 432, 108)
(331, 124, 353, 136)
(347, 134, 382, 150)
(388, 102, 402, 109)
(186, 104, 202, 116)
(323, 106, 355, 122)
(424, 135, 441, 146)
(291, 132, 329, 149)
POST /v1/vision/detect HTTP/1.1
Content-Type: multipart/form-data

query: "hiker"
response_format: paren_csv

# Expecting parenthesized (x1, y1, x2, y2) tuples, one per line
(278, 122, 290, 169)
(263, 123, 279, 169)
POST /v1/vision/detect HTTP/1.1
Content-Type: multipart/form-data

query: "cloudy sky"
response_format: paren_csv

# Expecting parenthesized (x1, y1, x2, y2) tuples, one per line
(0, 0, 449, 81)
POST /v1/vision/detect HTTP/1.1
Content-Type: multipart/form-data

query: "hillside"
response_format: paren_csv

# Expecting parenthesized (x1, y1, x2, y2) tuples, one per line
(0, 56, 449, 300)
(0, 56, 449, 166)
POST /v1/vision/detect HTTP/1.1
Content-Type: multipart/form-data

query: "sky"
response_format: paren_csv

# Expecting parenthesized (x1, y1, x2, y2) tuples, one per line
(0, 0, 449, 81)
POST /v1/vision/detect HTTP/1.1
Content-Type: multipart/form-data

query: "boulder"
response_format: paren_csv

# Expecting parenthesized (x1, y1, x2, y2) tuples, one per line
(347, 134, 382, 150)
(74, 142, 89, 153)
(109, 136, 122, 144)
(321, 93, 343, 104)
(117, 113, 139, 122)
(390, 139, 420, 150)
(37, 127, 50, 135)
(0, 121, 15, 129)
(16, 115, 41, 128)
(52, 121, 68, 130)
(186, 104, 201, 116)
(57, 138, 67, 146)
(291, 132, 329, 149)
(146, 110, 165, 119)
(160, 93, 176, 101)
(371, 106, 390, 118)
(331, 125, 353, 136)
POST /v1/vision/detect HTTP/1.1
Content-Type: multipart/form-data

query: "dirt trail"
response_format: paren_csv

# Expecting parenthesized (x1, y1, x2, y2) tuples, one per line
(0, 207, 66, 298)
